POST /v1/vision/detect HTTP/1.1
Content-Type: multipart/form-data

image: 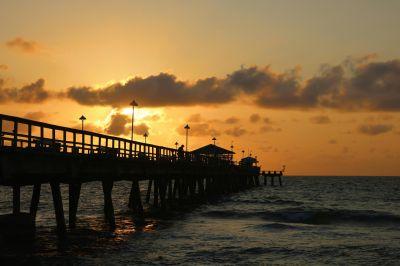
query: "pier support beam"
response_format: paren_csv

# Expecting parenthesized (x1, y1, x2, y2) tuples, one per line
(145, 179, 152, 204)
(153, 178, 159, 208)
(30, 184, 41, 220)
(102, 180, 115, 229)
(50, 182, 66, 236)
(13, 185, 21, 214)
(68, 183, 81, 229)
(129, 179, 144, 215)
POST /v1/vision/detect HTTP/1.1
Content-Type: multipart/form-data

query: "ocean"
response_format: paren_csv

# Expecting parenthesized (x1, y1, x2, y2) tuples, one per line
(1, 176, 400, 265)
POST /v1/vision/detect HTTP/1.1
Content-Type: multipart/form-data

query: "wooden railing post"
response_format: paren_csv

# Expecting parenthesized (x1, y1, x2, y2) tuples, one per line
(73, 132, 76, 153)
(13, 121, 18, 148)
(90, 135, 94, 154)
(63, 130, 67, 152)
(28, 124, 32, 148)
(82, 131, 85, 154)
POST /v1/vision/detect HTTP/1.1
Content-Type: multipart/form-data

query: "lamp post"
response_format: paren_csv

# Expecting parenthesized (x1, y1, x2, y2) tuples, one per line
(242, 150, 245, 159)
(184, 124, 190, 152)
(143, 132, 148, 144)
(212, 137, 216, 145)
(175, 141, 178, 149)
(130, 100, 138, 141)
(79, 115, 86, 131)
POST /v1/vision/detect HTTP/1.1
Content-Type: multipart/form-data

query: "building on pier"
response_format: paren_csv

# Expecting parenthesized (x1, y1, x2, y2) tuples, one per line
(191, 144, 235, 163)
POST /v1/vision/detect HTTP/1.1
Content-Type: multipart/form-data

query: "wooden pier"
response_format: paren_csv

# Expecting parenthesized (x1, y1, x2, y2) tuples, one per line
(0, 114, 283, 236)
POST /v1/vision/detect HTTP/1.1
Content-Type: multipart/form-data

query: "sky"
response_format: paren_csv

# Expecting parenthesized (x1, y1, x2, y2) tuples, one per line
(1, 0, 400, 175)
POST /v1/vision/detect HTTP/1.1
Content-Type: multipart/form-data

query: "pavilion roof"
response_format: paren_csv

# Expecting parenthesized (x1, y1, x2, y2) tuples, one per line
(191, 144, 235, 155)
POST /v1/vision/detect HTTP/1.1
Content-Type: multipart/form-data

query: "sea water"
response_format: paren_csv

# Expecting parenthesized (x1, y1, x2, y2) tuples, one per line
(1, 176, 400, 265)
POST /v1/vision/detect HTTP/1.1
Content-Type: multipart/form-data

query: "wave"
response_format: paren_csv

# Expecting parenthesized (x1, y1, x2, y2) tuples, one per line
(230, 198, 303, 206)
(203, 208, 400, 226)
(263, 207, 400, 225)
(253, 223, 302, 231)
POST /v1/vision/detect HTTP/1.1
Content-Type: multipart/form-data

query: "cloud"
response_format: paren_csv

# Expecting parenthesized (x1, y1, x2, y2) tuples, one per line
(249, 113, 261, 123)
(225, 117, 239, 124)
(328, 139, 337, 144)
(263, 117, 272, 124)
(134, 123, 150, 136)
(0, 79, 50, 103)
(225, 127, 247, 137)
(5, 37, 42, 54)
(357, 124, 394, 136)
(187, 113, 203, 123)
(259, 125, 282, 133)
(105, 112, 150, 136)
(176, 123, 220, 137)
(310, 115, 331, 124)
(63, 57, 400, 111)
(105, 113, 130, 136)
(25, 111, 46, 121)
(0, 64, 8, 71)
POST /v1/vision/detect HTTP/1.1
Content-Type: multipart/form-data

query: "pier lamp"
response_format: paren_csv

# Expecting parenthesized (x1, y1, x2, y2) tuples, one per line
(242, 150, 245, 158)
(79, 115, 86, 131)
(143, 132, 148, 144)
(130, 100, 138, 141)
(212, 137, 216, 145)
(175, 141, 178, 149)
(184, 124, 190, 152)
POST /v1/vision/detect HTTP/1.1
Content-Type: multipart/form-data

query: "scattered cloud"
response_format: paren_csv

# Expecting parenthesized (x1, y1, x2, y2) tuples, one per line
(176, 123, 220, 137)
(249, 113, 261, 123)
(0, 64, 8, 71)
(328, 139, 337, 144)
(5, 37, 42, 54)
(357, 124, 394, 135)
(225, 127, 247, 137)
(225, 116, 239, 124)
(259, 125, 282, 133)
(187, 113, 202, 123)
(263, 117, 272, 124)
(310, 115, 331, 124)
(25, 111, 46, 121)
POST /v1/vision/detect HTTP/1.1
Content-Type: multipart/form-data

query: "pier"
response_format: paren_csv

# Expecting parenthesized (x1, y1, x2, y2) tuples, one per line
(0, 114, 283, 236)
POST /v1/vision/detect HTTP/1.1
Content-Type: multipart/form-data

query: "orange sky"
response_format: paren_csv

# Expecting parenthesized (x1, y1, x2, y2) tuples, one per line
(1, 1, 400, 175)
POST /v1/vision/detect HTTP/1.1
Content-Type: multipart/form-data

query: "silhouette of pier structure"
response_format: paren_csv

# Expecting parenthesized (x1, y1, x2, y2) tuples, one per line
(0, 114, 283, 236)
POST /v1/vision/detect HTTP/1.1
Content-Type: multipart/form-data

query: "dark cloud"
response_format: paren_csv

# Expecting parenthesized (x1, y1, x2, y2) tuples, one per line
(105, 113, 149, 136)
(225, 117, 239, 124)
(25, 111, 46, 121)
(249, 113, 261, 123)
(310, 115, 331, 124)
(0, 79, 50, 103)
(357, 124, 394, 136)
(5, 37, 41, 54)
(134, 123, 149, 136)
(64, 58, 400, 111)
(105, 113, 130, 136)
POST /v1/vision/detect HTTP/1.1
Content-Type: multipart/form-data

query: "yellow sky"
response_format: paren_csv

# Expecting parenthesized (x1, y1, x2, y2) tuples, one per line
(1, 0, 400, 175)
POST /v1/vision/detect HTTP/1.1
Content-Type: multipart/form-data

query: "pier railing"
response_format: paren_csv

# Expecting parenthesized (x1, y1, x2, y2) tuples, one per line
(0, 114, 234, 165)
